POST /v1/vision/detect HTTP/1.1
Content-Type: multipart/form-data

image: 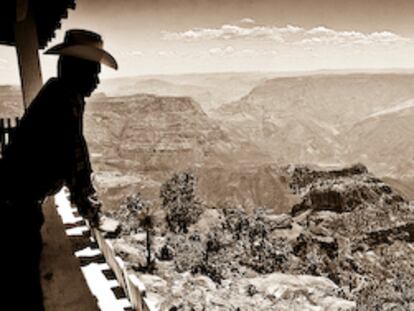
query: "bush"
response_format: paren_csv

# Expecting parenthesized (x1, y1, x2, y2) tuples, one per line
(109, 192, 151, 234)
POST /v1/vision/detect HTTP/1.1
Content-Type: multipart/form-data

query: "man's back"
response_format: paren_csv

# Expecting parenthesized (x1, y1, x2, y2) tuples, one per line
(0, 78, 89, 203)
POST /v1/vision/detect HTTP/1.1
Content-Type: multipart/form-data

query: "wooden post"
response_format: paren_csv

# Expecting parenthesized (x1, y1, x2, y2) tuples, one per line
(14, 0, 43, 109)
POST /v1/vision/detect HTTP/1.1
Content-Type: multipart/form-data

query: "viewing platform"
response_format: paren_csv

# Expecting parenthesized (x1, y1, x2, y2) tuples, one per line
(39, 189, 156, 310)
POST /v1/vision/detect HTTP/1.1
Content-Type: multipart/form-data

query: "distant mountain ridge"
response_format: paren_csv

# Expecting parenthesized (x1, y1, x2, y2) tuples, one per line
(214, 73, 414, 178)
(216, 73, 414, 130)
(342, 104, 414, 178)
(98, 72, 275, 113)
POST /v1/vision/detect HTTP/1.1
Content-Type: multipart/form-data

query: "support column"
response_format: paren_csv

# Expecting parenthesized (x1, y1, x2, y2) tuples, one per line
(14, 0, 43, 109)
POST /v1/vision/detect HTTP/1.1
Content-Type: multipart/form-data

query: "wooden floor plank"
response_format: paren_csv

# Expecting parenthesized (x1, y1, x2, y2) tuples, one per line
(40, 197, 99, 311)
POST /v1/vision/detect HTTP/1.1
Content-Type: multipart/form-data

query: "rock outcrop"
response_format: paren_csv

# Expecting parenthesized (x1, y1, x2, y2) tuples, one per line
(286, 164, 414, 310)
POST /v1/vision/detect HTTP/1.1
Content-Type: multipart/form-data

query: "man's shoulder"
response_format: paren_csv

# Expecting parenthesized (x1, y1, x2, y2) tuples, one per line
(23, 79, 73, 120)
(41, 78, 72, 96)
(32, 78, 62, 103)
(32, 78, 80, 108)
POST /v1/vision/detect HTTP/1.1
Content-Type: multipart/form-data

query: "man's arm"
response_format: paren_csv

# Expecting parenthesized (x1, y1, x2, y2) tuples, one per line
(67, 134, 95, 202)
(63, 96, 101, 226)
(67, 135, 101, 226)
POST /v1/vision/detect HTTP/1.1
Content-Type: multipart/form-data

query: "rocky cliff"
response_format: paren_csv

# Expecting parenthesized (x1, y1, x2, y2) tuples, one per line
(285, 164, 414, 309)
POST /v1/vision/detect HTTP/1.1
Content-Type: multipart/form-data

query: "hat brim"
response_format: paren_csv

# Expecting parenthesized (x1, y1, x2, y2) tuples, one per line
(44, 44, 118, 70)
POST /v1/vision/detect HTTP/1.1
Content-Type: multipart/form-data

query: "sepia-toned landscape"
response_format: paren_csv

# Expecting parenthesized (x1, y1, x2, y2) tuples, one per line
(2, 0, 414, 309)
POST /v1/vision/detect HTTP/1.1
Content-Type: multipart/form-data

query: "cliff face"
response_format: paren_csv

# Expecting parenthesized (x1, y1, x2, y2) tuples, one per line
(86, 94, 220, 171)
(85, 93, 271, 209)
(85, 93, 269, 173)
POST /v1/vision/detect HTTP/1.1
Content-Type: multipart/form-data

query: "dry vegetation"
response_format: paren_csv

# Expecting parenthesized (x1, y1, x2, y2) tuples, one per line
(105, 165, 414, 310)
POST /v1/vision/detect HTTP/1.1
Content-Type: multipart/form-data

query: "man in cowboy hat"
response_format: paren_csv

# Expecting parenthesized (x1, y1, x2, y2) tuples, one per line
(0, 29, 117, 310)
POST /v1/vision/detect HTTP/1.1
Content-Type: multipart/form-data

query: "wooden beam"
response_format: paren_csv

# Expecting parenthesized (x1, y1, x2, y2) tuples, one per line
(16, 0, 29, 22)
(14, 4, 43, 109)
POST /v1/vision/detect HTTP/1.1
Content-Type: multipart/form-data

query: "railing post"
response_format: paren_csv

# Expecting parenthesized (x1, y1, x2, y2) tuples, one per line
(6, 118, 12, 145)
(0, 118, 5, 156)
(0, 117, 21, 157)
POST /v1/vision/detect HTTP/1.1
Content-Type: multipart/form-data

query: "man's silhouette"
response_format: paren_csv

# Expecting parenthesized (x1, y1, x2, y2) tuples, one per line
(0, 29, 117, 310)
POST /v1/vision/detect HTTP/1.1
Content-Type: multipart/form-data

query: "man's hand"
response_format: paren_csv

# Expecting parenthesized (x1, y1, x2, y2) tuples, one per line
(77, 193, 102, 228)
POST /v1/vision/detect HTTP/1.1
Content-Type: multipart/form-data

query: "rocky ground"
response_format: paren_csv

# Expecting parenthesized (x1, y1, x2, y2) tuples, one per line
(102, 164, 414, 310)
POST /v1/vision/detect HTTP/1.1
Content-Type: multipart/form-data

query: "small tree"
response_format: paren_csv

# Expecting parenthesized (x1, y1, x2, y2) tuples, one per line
(116, 193, 156, 271)
(160, 171, 203, 233)
(137, 206, 156, 271)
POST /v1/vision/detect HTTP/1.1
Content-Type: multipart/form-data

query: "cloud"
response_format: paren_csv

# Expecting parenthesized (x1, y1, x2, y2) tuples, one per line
(239, 18, 256, 25)
(297, 29, 409, 46)
(307, 26, 335, 36)
(162, 24, 303, 42)
(162, 23, 410, 46)
(157, 50, 176, 57)
(238, 48, 256, 56)
(131, 50, 144, 56)
(116, 50, 145, 58)
(207, 47, 281, 57)
(208, 46, 235, 55)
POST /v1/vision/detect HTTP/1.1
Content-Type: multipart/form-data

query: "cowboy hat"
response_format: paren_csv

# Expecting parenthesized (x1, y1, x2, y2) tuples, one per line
(44, 29, 118, 70)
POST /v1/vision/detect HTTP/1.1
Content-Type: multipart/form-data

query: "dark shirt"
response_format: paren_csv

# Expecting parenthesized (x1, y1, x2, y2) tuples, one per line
(0, 77, 95, 205)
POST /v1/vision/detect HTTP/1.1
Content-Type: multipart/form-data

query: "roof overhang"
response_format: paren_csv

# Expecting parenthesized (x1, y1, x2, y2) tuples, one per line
(0, 0, 76, 49)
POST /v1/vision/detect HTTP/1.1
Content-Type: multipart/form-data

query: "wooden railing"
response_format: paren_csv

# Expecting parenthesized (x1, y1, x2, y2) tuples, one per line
(0, 117, 20, 157)
(91, 227, 156, 311)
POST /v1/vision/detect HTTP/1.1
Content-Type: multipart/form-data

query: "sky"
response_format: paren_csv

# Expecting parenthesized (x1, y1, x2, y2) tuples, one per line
(1, 0, 414, 84)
